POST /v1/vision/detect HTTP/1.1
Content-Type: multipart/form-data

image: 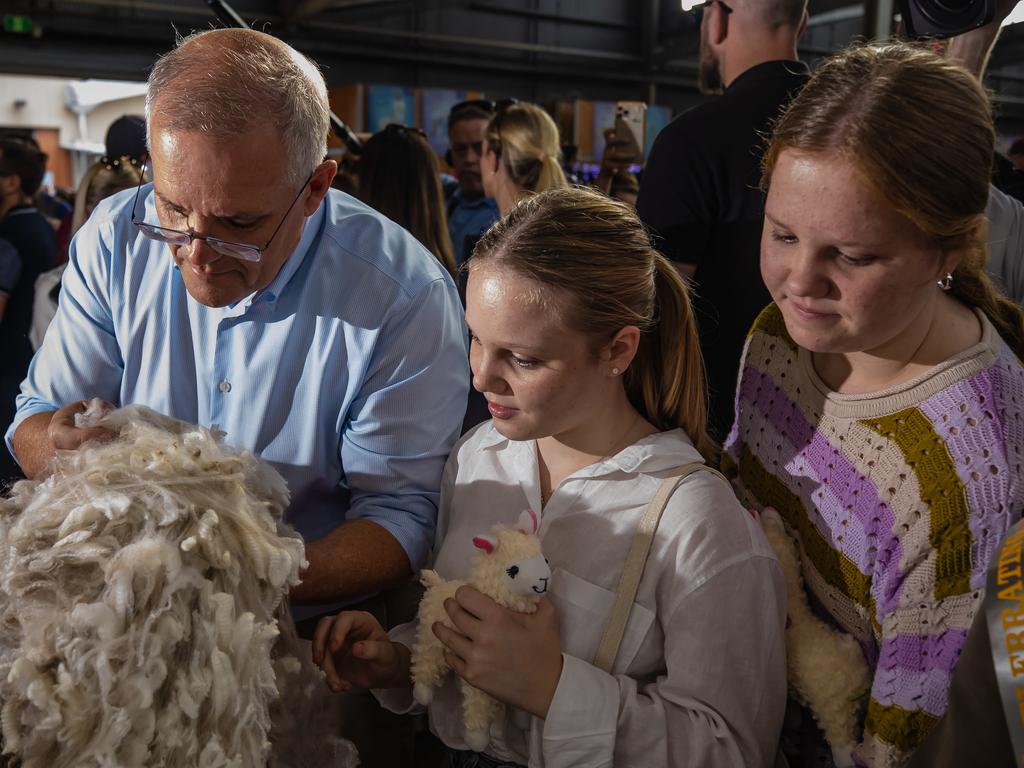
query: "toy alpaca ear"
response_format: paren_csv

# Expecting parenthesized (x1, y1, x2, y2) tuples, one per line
(472, 535, 497, 554)
(515, 509, 539, 534)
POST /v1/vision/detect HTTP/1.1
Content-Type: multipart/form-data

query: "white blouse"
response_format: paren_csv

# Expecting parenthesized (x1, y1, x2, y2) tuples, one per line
(378, 422, 787, 767)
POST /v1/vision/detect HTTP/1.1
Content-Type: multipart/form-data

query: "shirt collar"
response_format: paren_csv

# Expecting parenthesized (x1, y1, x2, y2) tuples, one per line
(452, 187, 498, 210)
(477, 424, 705, 475)
(251, 196, 326, 308)
(5, 204, 38, 217)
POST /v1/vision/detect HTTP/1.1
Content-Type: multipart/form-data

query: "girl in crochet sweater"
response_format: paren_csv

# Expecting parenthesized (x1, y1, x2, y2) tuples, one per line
(725, 44, 1024, 767)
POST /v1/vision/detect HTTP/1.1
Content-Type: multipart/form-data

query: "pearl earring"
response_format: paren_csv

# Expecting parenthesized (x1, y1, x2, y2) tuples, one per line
(612, 367, 621, 376)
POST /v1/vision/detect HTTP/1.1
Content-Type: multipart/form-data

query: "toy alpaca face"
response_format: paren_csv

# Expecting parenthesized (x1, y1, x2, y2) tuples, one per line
(501, 553, 551, 596)
(471, 509, 551, 597)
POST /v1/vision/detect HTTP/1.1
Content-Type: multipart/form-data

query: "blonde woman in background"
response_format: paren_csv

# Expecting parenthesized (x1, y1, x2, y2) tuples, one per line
(29, 156, 143, 349)
(481, 102, 568, 216)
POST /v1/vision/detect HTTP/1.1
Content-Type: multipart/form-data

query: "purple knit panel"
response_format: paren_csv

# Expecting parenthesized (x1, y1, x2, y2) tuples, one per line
(737, 365, 900, 610)
(870, 628, 968, 716)
(918, 367, 1014, 591)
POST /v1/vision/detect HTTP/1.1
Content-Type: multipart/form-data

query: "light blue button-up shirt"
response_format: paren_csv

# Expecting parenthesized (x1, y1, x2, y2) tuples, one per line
(7, 185, 470, 613)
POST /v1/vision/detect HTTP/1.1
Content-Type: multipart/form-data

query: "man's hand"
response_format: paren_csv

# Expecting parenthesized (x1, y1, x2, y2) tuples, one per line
(47, 399, 116, 451)
(433, 586, 564, 719)
(312, 610, 411, 692)
(12, 399, 116, 478)
(595, 128, 636, 194)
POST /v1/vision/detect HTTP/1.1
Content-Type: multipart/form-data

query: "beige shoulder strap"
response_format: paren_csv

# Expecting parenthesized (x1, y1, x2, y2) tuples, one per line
(592, 462, 728, 674)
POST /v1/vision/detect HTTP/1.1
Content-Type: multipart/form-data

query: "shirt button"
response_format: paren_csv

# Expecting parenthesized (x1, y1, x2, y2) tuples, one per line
(218, 380, 232, 393)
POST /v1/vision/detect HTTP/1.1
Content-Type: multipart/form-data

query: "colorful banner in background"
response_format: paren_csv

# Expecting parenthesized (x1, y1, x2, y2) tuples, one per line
(421, 89, 467, 157)
(365, 85, 416, 134)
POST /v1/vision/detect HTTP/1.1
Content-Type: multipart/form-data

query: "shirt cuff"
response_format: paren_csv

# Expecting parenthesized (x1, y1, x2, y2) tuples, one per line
(4, 401, 58, 467)
(541, 653, 618, 768)
(371, 622, 423, 716)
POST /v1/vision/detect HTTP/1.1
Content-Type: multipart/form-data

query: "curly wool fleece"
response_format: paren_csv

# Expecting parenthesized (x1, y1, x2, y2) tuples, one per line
(0, 404, 356, 768)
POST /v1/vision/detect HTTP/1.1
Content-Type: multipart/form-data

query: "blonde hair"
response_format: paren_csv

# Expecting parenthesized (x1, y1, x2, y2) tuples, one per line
(73, 157, 144, 234)
(485, 103, 568, 196)
(763, 42, 1024, 357)
(472, 186, 716, 461)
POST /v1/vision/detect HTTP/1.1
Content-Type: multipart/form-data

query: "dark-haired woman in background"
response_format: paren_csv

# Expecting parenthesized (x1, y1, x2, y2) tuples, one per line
(358, 124, 457, 277)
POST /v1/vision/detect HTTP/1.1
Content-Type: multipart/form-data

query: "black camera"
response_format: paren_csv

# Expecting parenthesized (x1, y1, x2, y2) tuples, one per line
(898, 0, 995, 38)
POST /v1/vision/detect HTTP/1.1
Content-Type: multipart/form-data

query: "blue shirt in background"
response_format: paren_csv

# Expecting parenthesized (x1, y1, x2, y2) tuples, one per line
(7, 186, 470, 615)
(446, 187, 499, 267)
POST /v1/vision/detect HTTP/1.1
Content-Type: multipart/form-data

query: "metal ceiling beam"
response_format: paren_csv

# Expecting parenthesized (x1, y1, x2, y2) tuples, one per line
(282, 0, 406, 25)
(305, 18, 647, 62)
(862, 0, 895, 40)
(469, 2, 638, 30)
(807, 4, 863, 27)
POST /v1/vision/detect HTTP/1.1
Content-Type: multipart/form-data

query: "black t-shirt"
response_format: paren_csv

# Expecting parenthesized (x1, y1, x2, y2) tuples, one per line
(637, 60, 809, 441)
(0, 204, 56, 364)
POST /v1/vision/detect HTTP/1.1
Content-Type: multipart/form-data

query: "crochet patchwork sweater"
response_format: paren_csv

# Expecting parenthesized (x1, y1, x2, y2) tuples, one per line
(724, 304, 1024, 767)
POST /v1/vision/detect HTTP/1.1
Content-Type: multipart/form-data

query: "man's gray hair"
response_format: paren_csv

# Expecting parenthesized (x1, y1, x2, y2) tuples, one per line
(146, 28, 330, 186)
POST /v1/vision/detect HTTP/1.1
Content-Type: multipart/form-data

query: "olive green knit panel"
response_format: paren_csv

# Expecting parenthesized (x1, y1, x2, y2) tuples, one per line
(861, 408, 971, 600)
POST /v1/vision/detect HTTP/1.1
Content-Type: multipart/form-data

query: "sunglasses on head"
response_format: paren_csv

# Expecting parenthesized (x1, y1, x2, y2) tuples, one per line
(448, 97, 519, 119)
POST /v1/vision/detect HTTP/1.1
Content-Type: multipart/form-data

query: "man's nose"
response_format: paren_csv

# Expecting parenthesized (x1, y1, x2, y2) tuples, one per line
(180, 236, 221, 266)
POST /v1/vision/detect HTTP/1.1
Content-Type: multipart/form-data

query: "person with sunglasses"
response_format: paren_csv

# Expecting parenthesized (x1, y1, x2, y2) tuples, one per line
(6, 28, 468, 650)
(446, 100, 501, 269)
(636, 0, 809, 444)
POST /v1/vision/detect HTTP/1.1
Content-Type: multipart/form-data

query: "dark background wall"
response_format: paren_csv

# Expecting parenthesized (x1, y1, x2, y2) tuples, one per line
(3, 0, 1024, 134)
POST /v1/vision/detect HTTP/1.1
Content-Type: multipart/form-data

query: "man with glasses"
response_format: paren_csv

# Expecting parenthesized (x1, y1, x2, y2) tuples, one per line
(445, 100, 500, 268)
(6, 29, 469, 630)
(636, 0, 808, 442)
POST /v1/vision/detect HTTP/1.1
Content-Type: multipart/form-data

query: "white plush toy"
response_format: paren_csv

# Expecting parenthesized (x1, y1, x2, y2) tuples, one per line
(411, 509, 551, 752)
(761, 507, 871, 768)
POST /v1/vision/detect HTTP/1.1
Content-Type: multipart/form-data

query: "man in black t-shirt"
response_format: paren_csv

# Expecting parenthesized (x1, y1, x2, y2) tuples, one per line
(637, 0, 808, 441)
(0, 139, 54, 485)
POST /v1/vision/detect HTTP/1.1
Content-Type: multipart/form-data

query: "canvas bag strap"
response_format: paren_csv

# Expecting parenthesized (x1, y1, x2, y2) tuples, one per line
(592, 462, 727, 674)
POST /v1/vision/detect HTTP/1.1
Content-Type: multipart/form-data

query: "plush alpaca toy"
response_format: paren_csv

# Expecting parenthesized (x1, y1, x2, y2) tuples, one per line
(412, 509, 551, 752)
(760, 507, 871, 768)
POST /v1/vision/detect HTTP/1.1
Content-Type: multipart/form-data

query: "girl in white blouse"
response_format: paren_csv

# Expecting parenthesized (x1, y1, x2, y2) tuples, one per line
(313, 186, 786, 767)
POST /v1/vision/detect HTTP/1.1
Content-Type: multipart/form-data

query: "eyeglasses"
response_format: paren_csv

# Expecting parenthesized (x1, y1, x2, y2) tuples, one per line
(129, 164, 313, 264)
(694, 0, 733, 25)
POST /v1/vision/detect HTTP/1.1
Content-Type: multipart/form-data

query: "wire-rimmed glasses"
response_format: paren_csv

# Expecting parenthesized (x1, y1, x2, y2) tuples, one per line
(129, 164, 314, 264)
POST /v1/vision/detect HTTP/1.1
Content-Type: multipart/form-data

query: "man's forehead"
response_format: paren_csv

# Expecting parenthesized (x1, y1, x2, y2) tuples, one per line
(450, 118, 488, 139)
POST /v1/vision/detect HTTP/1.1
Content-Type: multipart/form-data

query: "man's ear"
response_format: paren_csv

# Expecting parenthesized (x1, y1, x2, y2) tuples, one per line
(709, 2, 730, 46)
(304, 160, 337, 215)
